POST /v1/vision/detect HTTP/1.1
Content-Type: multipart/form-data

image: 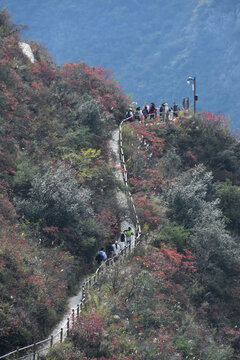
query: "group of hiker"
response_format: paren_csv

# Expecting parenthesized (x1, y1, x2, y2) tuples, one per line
(95, 101, 181, 267)
(126, 101, 180, 122)
(95, 227, 134, 265)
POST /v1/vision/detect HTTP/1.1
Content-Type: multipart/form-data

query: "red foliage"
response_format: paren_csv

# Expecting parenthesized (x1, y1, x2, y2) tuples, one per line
(95, 209, 119, 237)
(133, 195, 160, 228)
(134, 122, 165, 156)
(0, 185, 17, 225)
(185, 150, 197, 164)
(71, 312, 106, 344)
(60, 62, 128, 119)
(30, 61, 56, 84)
(135, 244, 196, 281)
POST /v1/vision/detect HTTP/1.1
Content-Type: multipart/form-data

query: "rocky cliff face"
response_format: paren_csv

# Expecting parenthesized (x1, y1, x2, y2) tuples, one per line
(19, 42, 35, 63)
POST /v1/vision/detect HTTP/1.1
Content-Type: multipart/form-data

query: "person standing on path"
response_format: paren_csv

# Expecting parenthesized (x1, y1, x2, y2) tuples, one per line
(106, 242, 114, 258)
(112, 241, 120, 255)
(173, 102, 180, 118)
(142, 103, 149, 119)
(119, 232, 126, 250)
(126, 108, 134, 121)
(149, 102, 157, 119)
(124, 227, 134, 245)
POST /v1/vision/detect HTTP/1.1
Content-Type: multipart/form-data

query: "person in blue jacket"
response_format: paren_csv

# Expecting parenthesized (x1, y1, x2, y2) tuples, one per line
(95, 248, 107, 265)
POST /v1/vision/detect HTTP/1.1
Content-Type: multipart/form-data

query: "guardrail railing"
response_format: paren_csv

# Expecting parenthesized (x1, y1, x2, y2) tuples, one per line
(129, 109, 182, 122)
(0, 117, 141, 360)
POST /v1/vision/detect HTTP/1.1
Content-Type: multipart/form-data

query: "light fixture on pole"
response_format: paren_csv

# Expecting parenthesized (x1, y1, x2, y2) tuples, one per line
(187, 76, 198, 113)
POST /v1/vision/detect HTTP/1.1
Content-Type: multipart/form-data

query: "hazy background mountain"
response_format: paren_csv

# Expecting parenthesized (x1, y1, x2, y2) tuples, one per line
(1, 0, 240, 130)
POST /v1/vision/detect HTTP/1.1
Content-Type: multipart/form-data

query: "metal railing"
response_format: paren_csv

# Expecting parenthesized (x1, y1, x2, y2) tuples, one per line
(0, 117, 141, 360)
(129, 109, 182, 122)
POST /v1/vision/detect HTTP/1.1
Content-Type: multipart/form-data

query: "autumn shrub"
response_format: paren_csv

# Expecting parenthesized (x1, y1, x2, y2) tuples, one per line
(173, 115, 240, 182)
(133, 195, 160, 230)
(74, 94, 103, 135)
(158, 149, 182, 179)
(14, 162, 98, 250)
(218, 179, 240, 234)
(190, 200, 240, 273)
(165, 164, 217, 228)
(154, 223, 189, 252)
(42, 343, 86, 360)
(0, 221, 74, 353)
(165, 163, 240, 281)
(173, 315, 234, 360)
(60, 126, 93, 151)
(12, 156, 38, 198)
(69, 312, 107, 358)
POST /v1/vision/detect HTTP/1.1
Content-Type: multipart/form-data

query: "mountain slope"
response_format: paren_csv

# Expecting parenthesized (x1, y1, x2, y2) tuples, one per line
(43, 114, 240, 359)
(0, 10, 128, 354)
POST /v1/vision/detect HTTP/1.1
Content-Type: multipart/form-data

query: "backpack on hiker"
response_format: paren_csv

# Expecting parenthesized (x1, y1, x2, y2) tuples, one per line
(95, 251, 104, 264)
(120, 233, 125, 242)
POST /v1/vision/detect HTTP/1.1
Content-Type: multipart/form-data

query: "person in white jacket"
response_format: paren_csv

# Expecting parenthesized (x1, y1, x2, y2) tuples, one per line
(163, 103, 169, 122)
(112, 241, 120, 255)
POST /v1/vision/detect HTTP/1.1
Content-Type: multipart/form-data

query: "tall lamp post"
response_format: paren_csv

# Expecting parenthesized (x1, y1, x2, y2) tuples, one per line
(187, 76, 198, 113)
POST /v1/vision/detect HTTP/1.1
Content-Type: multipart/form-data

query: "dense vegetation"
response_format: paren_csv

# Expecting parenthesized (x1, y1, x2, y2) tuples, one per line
(1, 7, 240, 360)
(45, 113, 240, 360)
(0, 10, 128, 354)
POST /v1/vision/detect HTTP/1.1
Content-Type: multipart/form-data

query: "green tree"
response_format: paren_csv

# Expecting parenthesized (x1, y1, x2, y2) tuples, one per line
(190, 200, 240, 274)
(166, 164, 216, 228)
(14, 162, 99, 255)
(218, 179, 240, 234)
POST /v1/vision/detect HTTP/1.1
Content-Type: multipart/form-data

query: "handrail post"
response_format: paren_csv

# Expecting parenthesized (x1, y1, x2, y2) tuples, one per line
(82, 286, 85, 302)
(50, 335, 53, 348)
(72, 309, 75, 324)
(77, 304, 80, 320)
(60, 328, 63, 343)
(33, 343, 36, 360)
(67, 317, 70, 337)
